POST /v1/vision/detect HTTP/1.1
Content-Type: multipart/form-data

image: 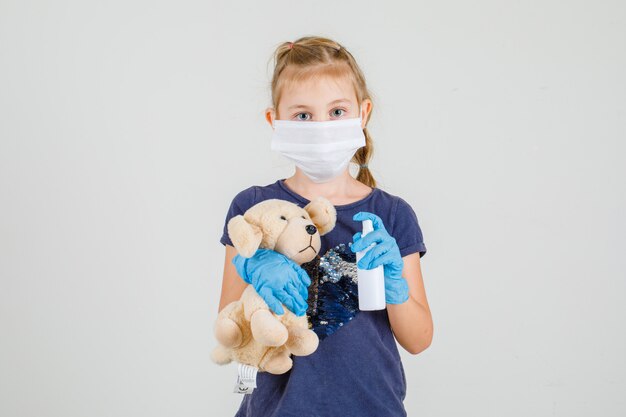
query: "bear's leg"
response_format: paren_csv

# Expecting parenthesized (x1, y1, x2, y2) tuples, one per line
(210, 344, 233, 365)
(285, 327, 319, 356)
(214, 317, 243, 348)
(262, 350, 293, 375)
(250, 310, 288, 347)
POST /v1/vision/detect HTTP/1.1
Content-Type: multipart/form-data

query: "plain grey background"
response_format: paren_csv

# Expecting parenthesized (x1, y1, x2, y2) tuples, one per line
(1, 1, 625, 416)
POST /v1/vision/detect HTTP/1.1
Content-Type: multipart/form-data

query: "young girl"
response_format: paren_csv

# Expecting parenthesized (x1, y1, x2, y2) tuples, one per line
(218, 36, 433, 417)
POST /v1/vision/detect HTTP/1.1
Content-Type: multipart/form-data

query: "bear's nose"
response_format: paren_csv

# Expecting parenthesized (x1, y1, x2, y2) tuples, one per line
(306, 225, 317, 235)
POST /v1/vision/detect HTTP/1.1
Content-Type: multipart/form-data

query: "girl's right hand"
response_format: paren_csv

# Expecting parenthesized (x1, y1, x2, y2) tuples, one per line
(231, 248, 311, 316)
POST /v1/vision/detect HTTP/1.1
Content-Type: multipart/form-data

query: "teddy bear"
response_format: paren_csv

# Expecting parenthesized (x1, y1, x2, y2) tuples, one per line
(211, 196, 337, 375)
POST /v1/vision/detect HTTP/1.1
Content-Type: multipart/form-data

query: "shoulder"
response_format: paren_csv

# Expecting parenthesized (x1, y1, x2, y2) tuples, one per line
(223, 186, 254, 213)
(223, 185, 260, 220)
(394, 195, 418, 220)
(220, 185, 262, 247)
(229, 179, 285, 206)
(226, 179, 287, 215)
(375, 188, 427, 257)
(373, 188, 415, 219)
(230, 185, 257, 205)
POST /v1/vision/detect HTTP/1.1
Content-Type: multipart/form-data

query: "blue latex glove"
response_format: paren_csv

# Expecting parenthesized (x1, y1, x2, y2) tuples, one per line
(232, 248, 311, 316)
(350, 212, 409, 304)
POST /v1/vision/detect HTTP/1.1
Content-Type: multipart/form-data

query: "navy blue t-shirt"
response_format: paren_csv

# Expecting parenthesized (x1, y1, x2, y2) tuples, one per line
(220, 178, 427, 417)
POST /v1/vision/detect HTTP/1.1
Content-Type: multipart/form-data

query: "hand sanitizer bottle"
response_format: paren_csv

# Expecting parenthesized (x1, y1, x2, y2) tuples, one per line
(356, 219, 386, 311)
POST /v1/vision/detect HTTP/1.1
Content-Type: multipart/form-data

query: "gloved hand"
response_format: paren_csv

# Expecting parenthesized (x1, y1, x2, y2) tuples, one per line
(232, 248, 311, 316)
(350, 212, 409, 304)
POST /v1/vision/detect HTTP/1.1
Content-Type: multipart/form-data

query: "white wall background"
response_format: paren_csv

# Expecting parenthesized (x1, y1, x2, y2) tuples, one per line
(1, 1, 625, 416)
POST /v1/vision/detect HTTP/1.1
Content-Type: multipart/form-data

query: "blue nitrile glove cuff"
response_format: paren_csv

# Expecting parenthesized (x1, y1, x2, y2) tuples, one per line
(232, 253, 252, 284)
(385, 276, 410, 304)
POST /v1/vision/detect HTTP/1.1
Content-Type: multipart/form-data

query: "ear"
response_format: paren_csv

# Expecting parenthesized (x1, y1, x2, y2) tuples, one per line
(304, 196, 337, 236)
(227, 215, 263, 257)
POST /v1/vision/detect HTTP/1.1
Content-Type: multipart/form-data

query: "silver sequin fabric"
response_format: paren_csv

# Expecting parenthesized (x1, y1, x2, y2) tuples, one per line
(306, 242, 360, 340)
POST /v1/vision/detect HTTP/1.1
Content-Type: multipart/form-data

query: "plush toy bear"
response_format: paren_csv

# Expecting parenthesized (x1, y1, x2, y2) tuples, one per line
(211, 197, 337, 374)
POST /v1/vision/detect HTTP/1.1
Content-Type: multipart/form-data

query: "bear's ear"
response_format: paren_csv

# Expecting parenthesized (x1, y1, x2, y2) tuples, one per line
(227, 215, 263, 257)
(304, 196, 337, 236)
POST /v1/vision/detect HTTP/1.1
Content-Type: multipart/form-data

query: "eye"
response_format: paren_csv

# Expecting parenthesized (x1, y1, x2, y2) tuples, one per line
(280, 215, 287, 220)
(331, 108, 347, 118)
(295, 112, 311, 121)
(301, 215, 305, 219)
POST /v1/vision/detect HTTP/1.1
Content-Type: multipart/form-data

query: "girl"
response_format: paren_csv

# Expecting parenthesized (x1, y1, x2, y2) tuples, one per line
(218, 36, 433, 417)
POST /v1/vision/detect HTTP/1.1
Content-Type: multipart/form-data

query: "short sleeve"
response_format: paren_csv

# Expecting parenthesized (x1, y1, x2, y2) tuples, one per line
(392, 197, 427, 258)
(219, 186, 257, 247)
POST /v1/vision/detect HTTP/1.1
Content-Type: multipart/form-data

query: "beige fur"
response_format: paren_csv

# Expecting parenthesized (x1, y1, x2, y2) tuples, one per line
(211, 197, 337, 374)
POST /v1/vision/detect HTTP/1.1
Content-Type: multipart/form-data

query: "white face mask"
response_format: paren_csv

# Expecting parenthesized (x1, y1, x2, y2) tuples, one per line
(270, 109, 366, 183)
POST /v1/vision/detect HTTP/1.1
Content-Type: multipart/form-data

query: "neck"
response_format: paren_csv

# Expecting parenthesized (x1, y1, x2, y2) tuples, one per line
(284, 168, 356, 201)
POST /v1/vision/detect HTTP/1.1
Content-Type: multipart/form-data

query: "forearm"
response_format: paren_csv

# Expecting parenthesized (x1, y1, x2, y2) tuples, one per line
(387, 295, 433, 355)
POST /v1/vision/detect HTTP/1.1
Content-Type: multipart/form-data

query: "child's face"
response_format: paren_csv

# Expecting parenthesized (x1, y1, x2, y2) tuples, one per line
(267, 74, 370, 129)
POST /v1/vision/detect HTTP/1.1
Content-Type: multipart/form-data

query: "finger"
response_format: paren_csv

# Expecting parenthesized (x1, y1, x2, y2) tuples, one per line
(273, 288, 298, 314)
(357, 240, 393, 269)
(274, 289, 307, 313)
(292, 278, 309, 305)
(287, 289, 307, 316)
(289, 262, 311, 287)
(366, 249, 397, 271)
(352, 211, 388, 233)
(291, 284, 308, 316)
(365, 245, 404, 276)
(258, 287, 284, 315)
(286, 281, 308, 312)
(350, 232, 362, 253)
(351, 229, 386, 253)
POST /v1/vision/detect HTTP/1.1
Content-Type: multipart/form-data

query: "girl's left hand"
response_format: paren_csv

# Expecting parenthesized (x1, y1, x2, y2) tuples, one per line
(350, 211, 409, 304)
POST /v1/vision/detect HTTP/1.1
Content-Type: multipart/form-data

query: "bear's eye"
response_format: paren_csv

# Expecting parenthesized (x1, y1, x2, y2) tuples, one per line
(280, 215, 287, 221)
(302, 215, 306, 219)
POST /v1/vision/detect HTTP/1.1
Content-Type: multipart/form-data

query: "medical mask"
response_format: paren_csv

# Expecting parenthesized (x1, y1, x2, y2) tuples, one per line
(270, 109, 366, 183)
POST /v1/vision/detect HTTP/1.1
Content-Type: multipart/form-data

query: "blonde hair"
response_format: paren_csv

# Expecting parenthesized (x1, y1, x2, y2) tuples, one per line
(267, 36, 377, 188)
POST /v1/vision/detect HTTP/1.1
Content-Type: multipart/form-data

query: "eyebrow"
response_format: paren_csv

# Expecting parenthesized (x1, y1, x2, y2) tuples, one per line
(287, 98, 351, 110)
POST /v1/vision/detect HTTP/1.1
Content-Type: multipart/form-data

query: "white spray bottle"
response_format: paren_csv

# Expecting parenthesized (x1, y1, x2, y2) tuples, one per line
(356, 219, 386, 310)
